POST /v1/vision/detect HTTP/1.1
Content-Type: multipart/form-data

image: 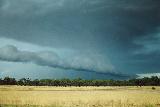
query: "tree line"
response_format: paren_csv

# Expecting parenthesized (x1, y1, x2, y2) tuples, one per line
(0, 76, 160, 86)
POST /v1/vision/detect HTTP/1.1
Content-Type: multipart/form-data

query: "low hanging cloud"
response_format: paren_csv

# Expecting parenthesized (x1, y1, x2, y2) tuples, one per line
(136, 73, 160, 78)
(0, 45, 114, 74)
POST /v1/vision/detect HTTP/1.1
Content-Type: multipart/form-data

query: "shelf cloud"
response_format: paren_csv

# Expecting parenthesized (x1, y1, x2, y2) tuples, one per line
(0, 45, 114, 74)
(0, 0, 160, 79)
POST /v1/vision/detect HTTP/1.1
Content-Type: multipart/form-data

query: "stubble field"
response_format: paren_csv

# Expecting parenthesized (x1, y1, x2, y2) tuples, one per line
(0, 86, 160, 107)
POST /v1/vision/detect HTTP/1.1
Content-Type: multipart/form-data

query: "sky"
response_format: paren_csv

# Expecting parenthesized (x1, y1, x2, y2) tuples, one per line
(0, 0, 160, 80)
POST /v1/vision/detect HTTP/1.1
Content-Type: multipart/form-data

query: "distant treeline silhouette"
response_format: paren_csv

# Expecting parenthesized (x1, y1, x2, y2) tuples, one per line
(0, 76, 160, 86)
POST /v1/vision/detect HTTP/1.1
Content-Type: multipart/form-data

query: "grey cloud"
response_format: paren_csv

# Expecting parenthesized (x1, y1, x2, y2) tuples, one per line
(0, 0, 160, 77)
(0, 0, 159, 50)
(0, 45, 114, 74)
(0, 0, 103, 16)
(133, 31, 160, 54)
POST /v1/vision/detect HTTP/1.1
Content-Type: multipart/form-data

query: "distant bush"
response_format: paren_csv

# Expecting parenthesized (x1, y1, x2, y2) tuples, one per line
(0, 76, 160, 86)
(145, 104, 154, 107)
(152, 87, 156, 90)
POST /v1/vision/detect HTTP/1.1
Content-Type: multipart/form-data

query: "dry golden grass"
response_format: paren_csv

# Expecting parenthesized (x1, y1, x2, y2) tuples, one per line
(0, 86, 160, 107)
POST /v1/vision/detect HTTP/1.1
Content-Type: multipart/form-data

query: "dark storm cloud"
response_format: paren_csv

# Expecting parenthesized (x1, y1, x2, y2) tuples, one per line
(0, 0, 159, 51)
(129, 33, 160, 73)
(0, 45, 114, 74)
(107, 0, 160, 51)
(0, 0, 160, 78)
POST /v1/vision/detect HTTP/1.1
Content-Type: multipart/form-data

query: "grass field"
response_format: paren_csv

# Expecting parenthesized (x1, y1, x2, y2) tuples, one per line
(0, 86, 160, 107)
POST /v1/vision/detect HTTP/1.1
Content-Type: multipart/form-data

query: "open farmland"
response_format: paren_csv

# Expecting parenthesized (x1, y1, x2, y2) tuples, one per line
(0, 86, 160, 107)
